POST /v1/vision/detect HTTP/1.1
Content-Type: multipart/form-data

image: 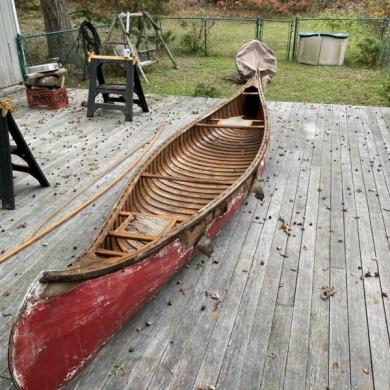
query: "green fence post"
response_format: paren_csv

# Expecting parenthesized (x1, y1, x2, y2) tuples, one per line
(16, 34, 28, 78)
(259, 18, 264, 41)
(291, 16, 299, 60)
(380, 16, 389, 40)
(255, 17, 260, 40)
(204, 17, 208, 56)
(286, 19, 294, 60)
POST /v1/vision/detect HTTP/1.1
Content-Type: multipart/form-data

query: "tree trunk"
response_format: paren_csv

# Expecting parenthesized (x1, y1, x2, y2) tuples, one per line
(40, 0, 73, 62)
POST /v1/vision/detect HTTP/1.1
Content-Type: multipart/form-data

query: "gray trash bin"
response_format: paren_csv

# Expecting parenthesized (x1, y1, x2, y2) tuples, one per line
(318, 33, 349, 66)
(297, 32, 321, 65)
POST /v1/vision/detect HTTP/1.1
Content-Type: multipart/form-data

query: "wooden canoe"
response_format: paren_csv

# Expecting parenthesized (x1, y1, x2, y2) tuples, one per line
(9, 76, 270, 390)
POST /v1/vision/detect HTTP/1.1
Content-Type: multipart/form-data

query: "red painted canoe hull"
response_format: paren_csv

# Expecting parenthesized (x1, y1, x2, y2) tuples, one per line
(9, 149, 270, 390)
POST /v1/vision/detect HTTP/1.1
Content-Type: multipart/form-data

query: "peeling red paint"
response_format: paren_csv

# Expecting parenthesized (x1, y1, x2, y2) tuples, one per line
(10, 241, 193, 390)
(207, 192, 246, 238)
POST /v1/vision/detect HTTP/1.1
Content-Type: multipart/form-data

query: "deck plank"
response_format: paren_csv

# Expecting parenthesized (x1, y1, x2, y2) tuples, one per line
(348, 106, 390, 389)
(329, 104, 350, 389)
(305, 103, 330, 390)
(340, 105, 373, 390)
(0, 89, 389, 390)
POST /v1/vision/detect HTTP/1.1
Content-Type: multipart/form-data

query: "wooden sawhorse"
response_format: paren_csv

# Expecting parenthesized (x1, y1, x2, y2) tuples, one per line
(86, 55, 148, 122)
(0, 107, 49, 210)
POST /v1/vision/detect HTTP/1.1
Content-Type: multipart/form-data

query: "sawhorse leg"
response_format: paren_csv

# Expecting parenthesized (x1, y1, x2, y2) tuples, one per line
(124, 61, 134, 122)
(134, 68, 149, 113)
(0, 114, 15, 209)
(87, 60, 98, 118)
(7, 114, 50, 188)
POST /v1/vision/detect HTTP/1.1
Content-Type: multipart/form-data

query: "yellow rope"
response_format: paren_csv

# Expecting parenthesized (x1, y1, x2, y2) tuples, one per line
(0, 98, 15, 114)
(0, 122, 165, 265)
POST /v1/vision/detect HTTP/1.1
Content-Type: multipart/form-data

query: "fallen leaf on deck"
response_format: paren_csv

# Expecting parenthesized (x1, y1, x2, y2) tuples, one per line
(111, 363, 125, 376)
(179, 288, 186, 295)
(332, 362, 339, 369)
(320, 287, 336, 300)
(280, 219, 291, 235)
(362, 368, 370, 375)
(205, 291, 220, 300)
(268, 352, 277, 359)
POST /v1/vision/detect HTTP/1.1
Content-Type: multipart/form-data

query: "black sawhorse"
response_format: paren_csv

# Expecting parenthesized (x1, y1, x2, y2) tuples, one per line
(86, 55, 148, 122)
(0, 110, 49, 210)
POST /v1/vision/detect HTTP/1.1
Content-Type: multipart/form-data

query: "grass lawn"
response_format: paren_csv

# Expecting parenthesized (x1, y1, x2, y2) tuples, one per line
(141, 55, 388, 106)
(17, 8, 388, 107)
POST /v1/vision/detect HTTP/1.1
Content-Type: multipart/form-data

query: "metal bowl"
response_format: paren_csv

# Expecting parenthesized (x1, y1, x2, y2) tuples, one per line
(26, 63, 60, 75)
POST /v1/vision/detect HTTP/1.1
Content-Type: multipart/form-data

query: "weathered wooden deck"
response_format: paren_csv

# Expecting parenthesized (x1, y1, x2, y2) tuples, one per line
(0, 88, 389, 390)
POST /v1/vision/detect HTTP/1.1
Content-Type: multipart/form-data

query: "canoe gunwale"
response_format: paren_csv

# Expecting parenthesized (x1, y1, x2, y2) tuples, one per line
(40, 76, 269, 283)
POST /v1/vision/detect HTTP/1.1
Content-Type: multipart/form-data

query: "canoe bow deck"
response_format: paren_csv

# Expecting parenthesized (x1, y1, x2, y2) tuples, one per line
(9, 77, 270, 390)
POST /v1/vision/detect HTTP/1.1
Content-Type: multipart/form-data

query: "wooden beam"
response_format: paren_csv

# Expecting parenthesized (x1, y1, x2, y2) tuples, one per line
(95, 248, 127, 257)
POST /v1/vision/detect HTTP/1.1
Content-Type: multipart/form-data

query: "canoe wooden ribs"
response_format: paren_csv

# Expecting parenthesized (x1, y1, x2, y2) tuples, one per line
(9, 76, 270, 390)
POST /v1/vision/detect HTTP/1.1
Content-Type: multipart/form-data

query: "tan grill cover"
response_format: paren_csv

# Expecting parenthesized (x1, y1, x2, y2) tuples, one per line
(236, 40, 277, 87)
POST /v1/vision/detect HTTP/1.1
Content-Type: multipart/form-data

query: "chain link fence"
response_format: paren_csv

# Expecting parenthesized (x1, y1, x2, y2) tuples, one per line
(158, 16, 292, 59)
(261, 19, 294, 60)
(17, 15, 390, 78)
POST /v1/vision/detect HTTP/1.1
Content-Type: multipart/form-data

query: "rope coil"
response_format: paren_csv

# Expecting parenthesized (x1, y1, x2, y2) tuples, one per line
(0, 98, 15, 116)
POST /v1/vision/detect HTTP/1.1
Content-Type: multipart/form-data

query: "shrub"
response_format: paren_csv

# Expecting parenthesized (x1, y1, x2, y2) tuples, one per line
(179, 20, 204, 53)
(15, 0, 39, 8)
(354, 36, 384, 66)
(193, 83, 220, 97)
(383, 73, 390, 105)
(180, 31, 202, 53)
